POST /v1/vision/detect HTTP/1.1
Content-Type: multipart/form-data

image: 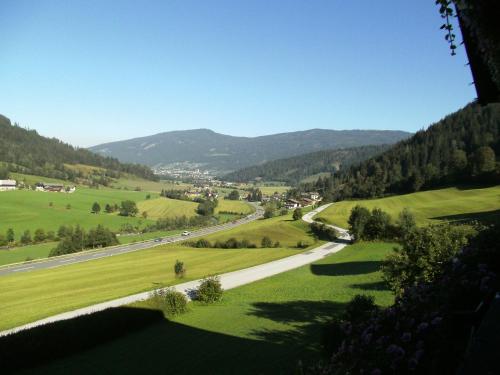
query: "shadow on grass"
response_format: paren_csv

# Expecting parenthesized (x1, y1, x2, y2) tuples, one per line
(5, 304, 332, 375)
(248, 300, 347, 361)
(431, 209, 500, 225)
(310, 261, 381, 276)
(350, 280, 389, 291)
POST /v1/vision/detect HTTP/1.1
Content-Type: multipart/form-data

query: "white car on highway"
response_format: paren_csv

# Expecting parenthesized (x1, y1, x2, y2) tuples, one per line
(181, 231, 191, 236)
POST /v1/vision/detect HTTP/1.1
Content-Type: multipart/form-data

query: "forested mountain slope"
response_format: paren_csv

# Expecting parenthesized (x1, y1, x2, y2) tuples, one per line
(90, 128, 410, 173)
(224, 144, 389, 184)
(302, 103, 500, 200)
(0, 114, 156, 181)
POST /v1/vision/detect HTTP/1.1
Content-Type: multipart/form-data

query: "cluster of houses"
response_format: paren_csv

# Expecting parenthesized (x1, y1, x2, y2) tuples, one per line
(184, 187, 219, 200)
(0, 180, 76, 193)
(284, 192, 321, 210)
(35, 182, 76, 193)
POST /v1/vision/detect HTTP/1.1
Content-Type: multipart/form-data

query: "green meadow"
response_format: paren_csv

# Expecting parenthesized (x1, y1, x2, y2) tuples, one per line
(137, 197, 199, 219)
(315, 185, 500, 228)
(0, 188, 156, 240)
(25, 242, 394, 374)
(0, 242, 55, 266)
(216, 199, 254, 215)
(0, 213, 316, 331)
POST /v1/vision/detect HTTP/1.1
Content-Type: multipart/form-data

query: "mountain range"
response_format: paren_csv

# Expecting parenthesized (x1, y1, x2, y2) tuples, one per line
(89, 129, 411, 174)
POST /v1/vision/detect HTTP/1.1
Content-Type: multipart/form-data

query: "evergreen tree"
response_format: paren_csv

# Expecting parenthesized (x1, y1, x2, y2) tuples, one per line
(91, 202, 101, 214)
(6, 228, 14, 243)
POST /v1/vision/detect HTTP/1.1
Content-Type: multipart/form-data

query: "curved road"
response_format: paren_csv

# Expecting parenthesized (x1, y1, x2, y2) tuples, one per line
(0, 205, 350, 337)
(0, 203, 264, 277)
(303, 203, 352, 241)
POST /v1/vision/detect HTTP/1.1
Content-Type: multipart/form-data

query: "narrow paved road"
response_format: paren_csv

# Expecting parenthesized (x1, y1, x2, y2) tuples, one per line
(0, 203, 352, 337)
(0, 204, 264, 277)
(303, 203, 352, 241)
(0, 239, 347, 337)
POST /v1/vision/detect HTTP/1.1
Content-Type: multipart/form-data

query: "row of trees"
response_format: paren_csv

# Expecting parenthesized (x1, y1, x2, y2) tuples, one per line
(186, 236, 281, 249)
(90, 200, 139, 216)
(348, 206, 417, 242)
(0, 228, 57, 247)
(49, 225, 118, 256)
(301, 103, 500, 201)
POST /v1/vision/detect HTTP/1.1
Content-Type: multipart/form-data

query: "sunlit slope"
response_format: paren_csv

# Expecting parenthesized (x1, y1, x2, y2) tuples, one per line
(315, 186, 500, 228)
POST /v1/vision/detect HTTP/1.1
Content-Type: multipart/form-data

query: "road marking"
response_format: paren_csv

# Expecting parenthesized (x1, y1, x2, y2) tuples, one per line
(12, 266, 34, 272)
(59, 259, 76, 263)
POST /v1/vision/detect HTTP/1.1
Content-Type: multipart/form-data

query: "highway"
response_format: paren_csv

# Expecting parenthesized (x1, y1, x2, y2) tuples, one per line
(0, 204, 264, 277)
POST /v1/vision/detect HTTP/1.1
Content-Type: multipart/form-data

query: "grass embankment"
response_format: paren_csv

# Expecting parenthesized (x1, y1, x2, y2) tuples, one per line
(0, 188, 157, 240)
(0, 214, 316, 331)
(110, 176, 192, 192)
(137, 197, 198, 219)
(315, 185, 500, 227)
(23, 242, 394, 374)
(216, 199, 254, 215)
(0, 242, 56, 266)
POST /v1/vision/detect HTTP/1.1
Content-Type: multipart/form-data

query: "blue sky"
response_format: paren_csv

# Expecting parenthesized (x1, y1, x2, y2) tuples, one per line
(0, 0, 475, 147)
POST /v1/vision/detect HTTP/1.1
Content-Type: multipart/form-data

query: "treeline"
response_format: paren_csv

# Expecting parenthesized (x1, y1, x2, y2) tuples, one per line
(0, 114, 157, 182)
(224, 144, 390, 184)
(186, 236, 281, 249)
(144, 215, 213, 233)
(49, 225, 118, 256)
(302, 103, 500, 200)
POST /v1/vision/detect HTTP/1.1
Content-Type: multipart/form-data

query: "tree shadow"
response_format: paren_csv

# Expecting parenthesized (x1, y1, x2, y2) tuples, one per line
(310, 261, 382, 276)
(350, 280, 389, 291)
(431, 209, 500, 225)
(5, 304, 333, 375)
(248, 300, 347, 359)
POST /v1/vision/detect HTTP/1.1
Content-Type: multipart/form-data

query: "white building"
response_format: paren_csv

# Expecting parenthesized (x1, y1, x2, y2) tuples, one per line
(0, 180, 16, 191)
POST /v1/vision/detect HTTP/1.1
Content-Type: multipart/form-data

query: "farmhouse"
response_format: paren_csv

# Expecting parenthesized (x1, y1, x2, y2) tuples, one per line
(300, 197, 315, 207)
(301, 191, 321, 201)
(284, 199, 301, 210)
(35, 182, 66, 192)
(0, 179, 16, 191)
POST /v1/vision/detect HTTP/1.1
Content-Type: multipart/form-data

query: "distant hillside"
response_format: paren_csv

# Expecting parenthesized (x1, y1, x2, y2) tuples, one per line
(224, 144, 390, 184)
(0, 114, 157, 182)
(301, 103, 500, 200)
(89, 128, 411, 174)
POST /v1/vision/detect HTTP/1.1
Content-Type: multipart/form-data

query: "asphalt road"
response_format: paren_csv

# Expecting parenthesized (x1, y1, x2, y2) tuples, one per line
(1, 233, 347, 337)
(0, 204, 264, 277)
(302, 203, 352, 241)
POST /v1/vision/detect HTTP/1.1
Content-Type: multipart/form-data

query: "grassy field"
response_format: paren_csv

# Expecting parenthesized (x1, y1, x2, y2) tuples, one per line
(200, 214, 317, 248)
(315, 185, 500, 228)
(110, 176, 192, 192)
(0, 242, 56, 266)
(0, 213, 317, 331)
(25, 242, 394, 374)
(0, 188, 157, 240)
(137, 197, 198, 219)
(216, 199, 254, 215)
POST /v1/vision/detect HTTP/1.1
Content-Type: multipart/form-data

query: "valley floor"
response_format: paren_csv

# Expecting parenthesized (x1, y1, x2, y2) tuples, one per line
(20, 242, 394, 374)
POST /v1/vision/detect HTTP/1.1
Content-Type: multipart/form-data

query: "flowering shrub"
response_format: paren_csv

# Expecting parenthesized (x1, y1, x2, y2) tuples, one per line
(314, 224, 499, 374)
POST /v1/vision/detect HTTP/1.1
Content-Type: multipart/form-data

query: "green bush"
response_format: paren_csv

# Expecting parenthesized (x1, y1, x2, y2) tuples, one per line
(174, 260, 186, 278)
(193, 238, 212, 248)
(296, 240, 309, 248)
(381, 224, 472, 295)
(196, 276, 223, 303)
(261, 236, 273, 248)
(150, 288, 188, 317)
